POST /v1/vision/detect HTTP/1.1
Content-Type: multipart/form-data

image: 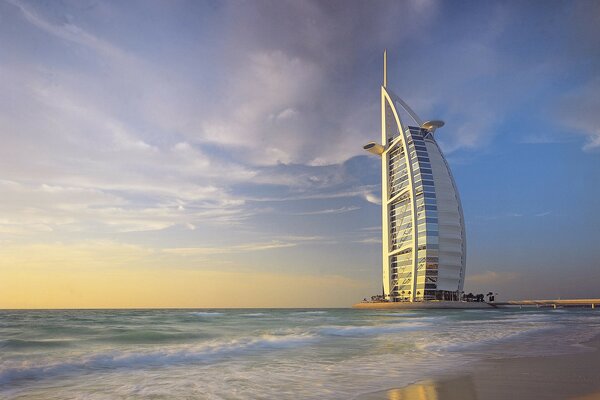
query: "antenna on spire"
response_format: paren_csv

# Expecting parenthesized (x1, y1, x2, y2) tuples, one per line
(383, 49, 387, 88)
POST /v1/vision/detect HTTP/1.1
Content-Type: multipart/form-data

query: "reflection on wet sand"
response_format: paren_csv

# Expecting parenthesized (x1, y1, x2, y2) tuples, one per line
(360, 376, 478, 400)
(569, 392, 600, 400)
(359, 334, 600, 400)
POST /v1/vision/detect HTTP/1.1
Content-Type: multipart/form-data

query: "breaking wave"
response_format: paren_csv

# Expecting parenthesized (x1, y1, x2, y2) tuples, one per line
(189, 312, 223, 317)
(319, 322, 427, 337)
(0, 334, 316, 387)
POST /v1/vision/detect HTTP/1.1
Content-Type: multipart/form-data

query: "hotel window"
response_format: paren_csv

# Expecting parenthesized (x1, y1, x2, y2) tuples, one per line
(424, 198, 436, 206)
(426, 235, 439, 244)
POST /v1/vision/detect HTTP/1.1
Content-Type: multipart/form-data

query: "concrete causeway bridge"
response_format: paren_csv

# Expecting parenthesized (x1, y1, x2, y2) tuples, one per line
(492, 299, 600, 309)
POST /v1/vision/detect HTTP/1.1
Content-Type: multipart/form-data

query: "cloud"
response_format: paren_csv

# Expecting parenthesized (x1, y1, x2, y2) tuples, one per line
(556, 76, 600, 151)
(2, 2, 398, 239)
(363, 191, 381, 205)
(273, 108, 299, 121)
(0, 179, 251, 235)
(6, 0, 127, 61)
(0, 240, 156, 270)
(467, 271, 520, 287)
(5, 0, 567, 239)
(355, 238, 381, 244)
(478, 211, 526, 220)
(185, 1, 445, 166)
(279, 235, 326, 242)
(359, 226, 381, 231)
(162, 241, 296, 256)
(200, 50, 323, 164)
(291, 206, 360, 216)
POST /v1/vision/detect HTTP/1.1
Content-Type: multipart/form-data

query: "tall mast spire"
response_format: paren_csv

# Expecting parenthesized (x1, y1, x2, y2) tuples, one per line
(383, 49, 387, 88)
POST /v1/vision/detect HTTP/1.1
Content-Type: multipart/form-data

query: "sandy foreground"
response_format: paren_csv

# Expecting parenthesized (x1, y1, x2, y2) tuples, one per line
(359, 333, 600, 400)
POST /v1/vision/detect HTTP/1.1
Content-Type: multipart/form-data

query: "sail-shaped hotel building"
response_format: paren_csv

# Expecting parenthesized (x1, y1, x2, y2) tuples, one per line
(363, 51, 466, 302)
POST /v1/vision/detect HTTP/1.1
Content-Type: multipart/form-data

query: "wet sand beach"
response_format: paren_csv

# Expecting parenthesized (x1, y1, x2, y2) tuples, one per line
(360, 333, 600, 400)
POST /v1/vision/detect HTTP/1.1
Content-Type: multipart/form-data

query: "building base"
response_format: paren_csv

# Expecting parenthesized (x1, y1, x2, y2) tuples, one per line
(352, 301, 494, 310)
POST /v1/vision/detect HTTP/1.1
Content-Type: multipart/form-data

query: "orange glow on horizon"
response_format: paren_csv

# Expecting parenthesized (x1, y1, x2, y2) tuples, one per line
(0, 242, 367, 308)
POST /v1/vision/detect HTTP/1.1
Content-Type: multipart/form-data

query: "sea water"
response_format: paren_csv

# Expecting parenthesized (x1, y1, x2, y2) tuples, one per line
(1, 308, 599, 399)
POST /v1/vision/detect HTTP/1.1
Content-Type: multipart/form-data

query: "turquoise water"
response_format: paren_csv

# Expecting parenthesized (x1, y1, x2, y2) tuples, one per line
(1, 308, 599, 399)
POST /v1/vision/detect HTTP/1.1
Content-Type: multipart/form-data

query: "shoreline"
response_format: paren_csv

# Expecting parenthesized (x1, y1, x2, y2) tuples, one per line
(358, 332, 600, 400)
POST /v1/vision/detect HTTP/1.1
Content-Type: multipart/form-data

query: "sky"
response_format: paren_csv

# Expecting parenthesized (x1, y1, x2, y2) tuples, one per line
(0, 0, 599, 308)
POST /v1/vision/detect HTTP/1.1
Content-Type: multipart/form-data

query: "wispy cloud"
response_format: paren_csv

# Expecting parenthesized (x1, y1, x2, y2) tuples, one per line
(279, 235, 327, 242)
(467, 271, 520, 286)
(355, 237, 381, 244)
(291, 206, 360, 216)
(477, 211, 556, 220)
(556, 76, 600, 151)
(519, 133, 569, 145)
(7, 0, 127, 61)
(478, 212, 523, 220)
(162, 241, 297, 256)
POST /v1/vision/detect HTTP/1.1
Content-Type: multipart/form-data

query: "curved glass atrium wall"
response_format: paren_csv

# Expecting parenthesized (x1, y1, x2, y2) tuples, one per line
(365, 85, 466, 302)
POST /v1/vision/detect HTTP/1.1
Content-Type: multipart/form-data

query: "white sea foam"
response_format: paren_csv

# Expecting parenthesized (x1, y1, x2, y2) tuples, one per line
(373, 314, 448, 322)
(292, 311, 328, 315)
(0, 334, 316, 386)
(417, 325, 558, 353)
(3, 345, 468, 400)
(189, 312, 223, 316)
(319, 322, 427, 337)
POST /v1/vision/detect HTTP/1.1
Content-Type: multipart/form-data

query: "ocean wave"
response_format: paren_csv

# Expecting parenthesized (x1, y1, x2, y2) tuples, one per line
(291, 311, 328, 315)
(0, 338, 73, 350)
(241, 313, 266, 317)
(93, 330, 212, 344)
(417, 325, 557, 353)
(319, 322, 427, 337)
(372, 314, 448, 322)
(494, 314, 555, 323)
(0, 333, 316, 387)
(189, 312, 223, 317)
